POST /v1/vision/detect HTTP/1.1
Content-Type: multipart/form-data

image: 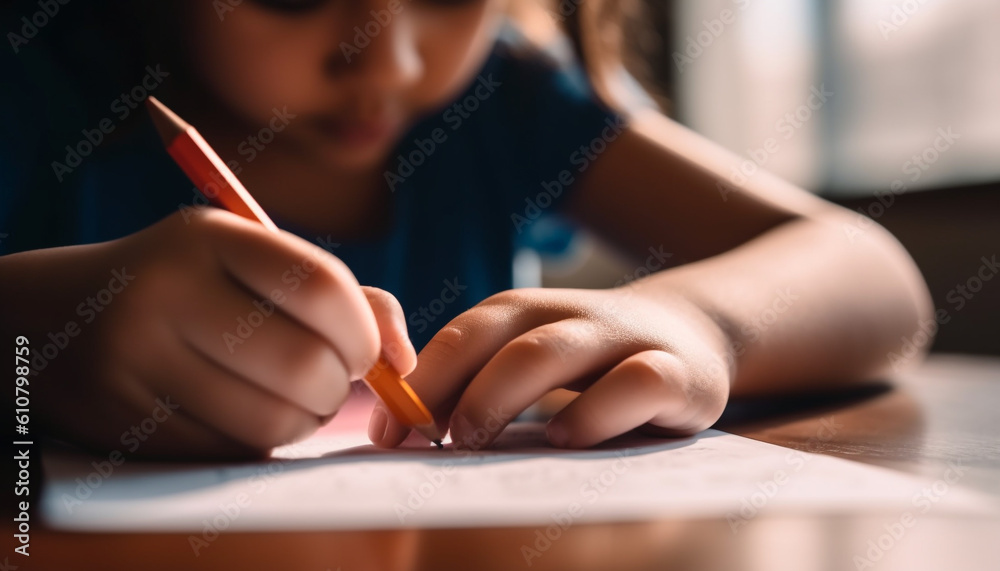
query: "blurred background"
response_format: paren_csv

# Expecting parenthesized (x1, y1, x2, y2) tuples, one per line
(534, 0, 1000, 355)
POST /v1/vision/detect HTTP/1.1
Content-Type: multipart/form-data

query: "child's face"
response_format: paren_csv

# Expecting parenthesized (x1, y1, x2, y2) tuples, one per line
(177, 0, 504, 169)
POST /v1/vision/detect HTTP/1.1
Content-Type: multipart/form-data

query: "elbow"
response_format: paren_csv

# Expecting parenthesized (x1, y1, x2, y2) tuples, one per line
(863, 218, 935, 328)
(879, 223, 936, 372)
(825, 210, 937, 373)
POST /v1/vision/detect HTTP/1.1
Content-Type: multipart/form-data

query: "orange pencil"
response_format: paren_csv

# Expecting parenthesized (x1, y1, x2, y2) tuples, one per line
(146, 96, 443, 448)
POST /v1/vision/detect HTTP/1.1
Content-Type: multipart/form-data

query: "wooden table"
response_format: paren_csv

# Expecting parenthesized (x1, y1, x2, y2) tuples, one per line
(10, 355, 1000, 571)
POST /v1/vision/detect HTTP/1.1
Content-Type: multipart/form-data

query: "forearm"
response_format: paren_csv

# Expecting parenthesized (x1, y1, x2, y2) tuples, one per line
(0, 245, 115, 344)
(640, 213, 934, 396)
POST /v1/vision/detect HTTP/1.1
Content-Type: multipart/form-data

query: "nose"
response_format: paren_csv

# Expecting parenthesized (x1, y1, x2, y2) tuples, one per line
(328, 1, 424, 92)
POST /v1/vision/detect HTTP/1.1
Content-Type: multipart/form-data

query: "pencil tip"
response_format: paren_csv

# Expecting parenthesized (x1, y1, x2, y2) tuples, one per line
(145, 95, 189, 146)
(413, 422, 444, 445)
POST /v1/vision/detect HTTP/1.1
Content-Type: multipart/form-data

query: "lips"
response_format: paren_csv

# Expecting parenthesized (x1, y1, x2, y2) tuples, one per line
(310, 115, 401, 148)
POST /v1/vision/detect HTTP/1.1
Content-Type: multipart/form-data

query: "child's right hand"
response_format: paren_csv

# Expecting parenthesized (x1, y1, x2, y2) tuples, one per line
(11, 209, 416, 458)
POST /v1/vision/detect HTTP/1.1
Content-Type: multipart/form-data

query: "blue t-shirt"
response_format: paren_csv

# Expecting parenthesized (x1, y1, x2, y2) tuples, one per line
(0, 27, 617, 349)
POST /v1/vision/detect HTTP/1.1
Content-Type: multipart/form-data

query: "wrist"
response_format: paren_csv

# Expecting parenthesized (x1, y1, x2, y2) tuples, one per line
(628, 271, 740, 383)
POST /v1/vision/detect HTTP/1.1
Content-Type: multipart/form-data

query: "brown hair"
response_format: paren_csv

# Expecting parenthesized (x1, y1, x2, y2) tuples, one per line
(510, 0, 668, 113)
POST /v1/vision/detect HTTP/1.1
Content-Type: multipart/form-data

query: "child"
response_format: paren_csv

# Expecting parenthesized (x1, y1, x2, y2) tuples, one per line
(0, 0, 932, 458)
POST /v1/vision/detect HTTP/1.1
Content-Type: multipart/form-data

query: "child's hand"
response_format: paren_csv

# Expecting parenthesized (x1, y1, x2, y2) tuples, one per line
(369, 287, 731, 449)
(29, 209, 415, 458)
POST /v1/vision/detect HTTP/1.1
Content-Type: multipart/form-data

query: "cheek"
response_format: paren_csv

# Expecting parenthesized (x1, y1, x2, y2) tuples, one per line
(182, 6, 329, 124)
(173, 0, 505, 164)
(412, 4, 504, 112)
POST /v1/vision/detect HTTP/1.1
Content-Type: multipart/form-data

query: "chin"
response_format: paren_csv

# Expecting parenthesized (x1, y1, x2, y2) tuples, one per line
(281, 129, 394, 172)
(314, 142, 395, 172)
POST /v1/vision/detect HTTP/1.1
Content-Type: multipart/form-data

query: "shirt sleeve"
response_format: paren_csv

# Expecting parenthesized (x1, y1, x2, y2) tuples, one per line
(490, 36, 626, 253)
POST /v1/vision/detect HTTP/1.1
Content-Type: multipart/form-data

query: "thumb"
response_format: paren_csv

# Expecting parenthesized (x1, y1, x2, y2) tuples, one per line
(360, 286, 417, 377)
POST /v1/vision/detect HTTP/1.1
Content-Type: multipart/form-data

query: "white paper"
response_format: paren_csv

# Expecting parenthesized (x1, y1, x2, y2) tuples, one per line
(41, 419, 995, 531)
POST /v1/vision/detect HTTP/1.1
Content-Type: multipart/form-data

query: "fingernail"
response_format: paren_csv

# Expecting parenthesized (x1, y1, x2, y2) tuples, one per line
(450, 413, 475, 450)
(368, 407, 388, 443)
(400, 338, 417, 375)
(546, 420, 569, 448)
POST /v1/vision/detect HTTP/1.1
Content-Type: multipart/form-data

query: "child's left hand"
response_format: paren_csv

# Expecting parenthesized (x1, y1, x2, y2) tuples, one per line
(369, 286, 733, 449)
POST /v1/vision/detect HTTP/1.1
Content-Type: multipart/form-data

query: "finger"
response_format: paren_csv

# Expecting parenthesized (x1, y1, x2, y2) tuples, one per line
(120, 402, 267, 460)
(48, 362, 260, 460)
(200, 209, 380, 378)
(172, 275, 351, 416)
(372, 297, 530, 447)
(362, 286, 417, 376)
(546, 350, 700, 448)
(448, 319, 625, 450)
(139, 411, 268, 460)
(145, 331, 323, 451)
(123, 386, 268, 460)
